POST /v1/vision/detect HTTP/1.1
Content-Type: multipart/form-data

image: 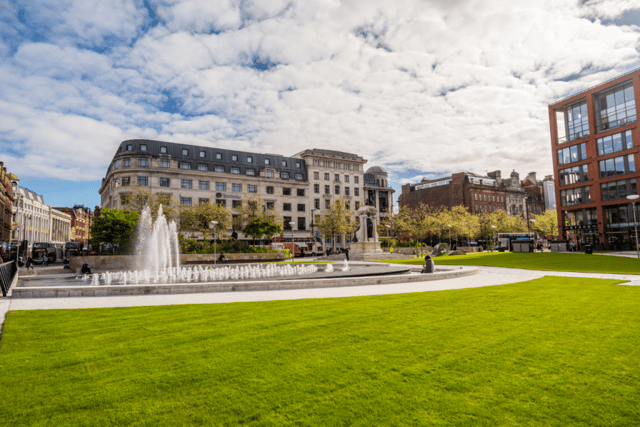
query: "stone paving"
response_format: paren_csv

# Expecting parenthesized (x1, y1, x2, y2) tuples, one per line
(1, 263, 639, 335)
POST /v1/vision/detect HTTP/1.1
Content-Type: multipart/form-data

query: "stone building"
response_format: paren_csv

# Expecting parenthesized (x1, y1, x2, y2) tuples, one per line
(54, 205, 93, 245)
(99, 140, 394, 251)
(0, 163, 15, 242)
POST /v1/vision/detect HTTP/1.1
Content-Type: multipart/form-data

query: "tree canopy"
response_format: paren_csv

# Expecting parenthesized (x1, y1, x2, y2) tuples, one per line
(90, 208, 140, 250)
(120, 186, 179, 222)
(233, 194, 282, 230)
(316, 198, 358, 247)
(179, 201, 232, 239)
(243, 218, 282, 243)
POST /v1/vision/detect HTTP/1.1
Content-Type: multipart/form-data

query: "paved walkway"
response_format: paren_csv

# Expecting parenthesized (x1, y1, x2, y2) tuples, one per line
(2, 266, 638, 321)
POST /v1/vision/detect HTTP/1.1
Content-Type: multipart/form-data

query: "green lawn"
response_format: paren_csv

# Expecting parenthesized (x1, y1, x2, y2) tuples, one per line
(385, 252, 640, 274)
(2, 277, 640, 426)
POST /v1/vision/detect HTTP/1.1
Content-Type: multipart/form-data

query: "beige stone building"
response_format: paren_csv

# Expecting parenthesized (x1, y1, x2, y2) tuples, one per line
(99, 140, 394, 251)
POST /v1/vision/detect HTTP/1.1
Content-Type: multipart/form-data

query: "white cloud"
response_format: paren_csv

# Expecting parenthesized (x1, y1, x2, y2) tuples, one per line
(0, 0, 639, 200)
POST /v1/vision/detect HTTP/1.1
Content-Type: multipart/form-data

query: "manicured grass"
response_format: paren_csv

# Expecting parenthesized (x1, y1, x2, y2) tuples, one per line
(385, 252, 640, 274)
(2, 277, 640, 426)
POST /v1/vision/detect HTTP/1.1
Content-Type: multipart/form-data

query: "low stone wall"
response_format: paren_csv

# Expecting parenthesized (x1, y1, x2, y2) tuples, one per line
(69, 252, 286, 273)
(458, 246, 483, 253)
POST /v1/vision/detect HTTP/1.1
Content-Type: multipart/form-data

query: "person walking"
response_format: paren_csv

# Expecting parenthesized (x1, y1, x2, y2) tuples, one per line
(26, 256, 34, 270)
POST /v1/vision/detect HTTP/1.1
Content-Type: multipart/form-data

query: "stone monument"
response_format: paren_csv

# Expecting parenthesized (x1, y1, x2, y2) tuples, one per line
(350, 206, 383, 260)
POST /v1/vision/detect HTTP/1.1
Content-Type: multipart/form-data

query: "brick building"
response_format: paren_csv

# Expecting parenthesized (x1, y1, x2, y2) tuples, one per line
(54, 205, 93, 245)
(548, 69, 639, 250)
(0, 163, 15, 242)
(399, 170, 546, 220)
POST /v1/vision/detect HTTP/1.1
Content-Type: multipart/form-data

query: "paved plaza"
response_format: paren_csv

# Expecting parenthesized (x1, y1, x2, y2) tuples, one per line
(2, 264, 639, 333)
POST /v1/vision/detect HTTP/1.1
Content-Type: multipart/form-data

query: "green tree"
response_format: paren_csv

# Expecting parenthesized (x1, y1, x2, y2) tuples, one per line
(531, 210, 559, 238)
(316, 198, 358, 250)
(179, 202, 232, 239)
(90, 208, 140, 252)
(243, 218, 282, 245)
(234, 194, 282, 230)
(121, 185, 179, 222)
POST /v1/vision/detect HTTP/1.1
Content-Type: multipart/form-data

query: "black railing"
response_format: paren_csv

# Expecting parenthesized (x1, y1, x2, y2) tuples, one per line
(0, 261, 17, 297)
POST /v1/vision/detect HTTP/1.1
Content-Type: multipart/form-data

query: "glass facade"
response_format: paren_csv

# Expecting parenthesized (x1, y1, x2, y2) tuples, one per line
(595, 81, 636, 133)
(557, 143, 587, 165)
(598, 154, 635, 178)
(597, 130, 633, 156)
(600, 178, 637, 201)
(559, 164, 589, 186)
(565, 101, 590, 142)
(560, 186, 590, 206)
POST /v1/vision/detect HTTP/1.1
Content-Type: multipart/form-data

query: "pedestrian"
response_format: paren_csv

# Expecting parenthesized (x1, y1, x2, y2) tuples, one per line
(43, 254, 48, 266)
(218, 253, 227, 263)
(81, 263, 92, 274)
(389, 246, 394, 254)
(344, 248, 349, 261)
(26, 256, 34, 270)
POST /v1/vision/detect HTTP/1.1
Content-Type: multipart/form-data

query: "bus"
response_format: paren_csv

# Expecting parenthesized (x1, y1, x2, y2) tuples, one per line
(64, 242, 85, 259)
(268, 235, 324, 257)
(32, 242, 58, 264)
(492, 233, 535, 252)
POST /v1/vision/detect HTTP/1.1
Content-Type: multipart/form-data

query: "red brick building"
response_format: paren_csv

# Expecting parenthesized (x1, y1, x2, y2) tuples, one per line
(54, 205, 93, 245)
(399, 171, 546, 218)
(548, 69, 639, 250)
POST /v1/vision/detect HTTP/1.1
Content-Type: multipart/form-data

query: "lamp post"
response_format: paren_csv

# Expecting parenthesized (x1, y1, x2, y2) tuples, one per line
(490, 225, 496, 251)
(447, 224, 452, 249)
(209, 221, 218, 265)
(627, 195, 639, 259)
(289, 221, 296, 260)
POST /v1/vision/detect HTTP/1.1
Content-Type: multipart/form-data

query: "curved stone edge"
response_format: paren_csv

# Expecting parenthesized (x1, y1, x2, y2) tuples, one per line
(9, 267, 478, 298)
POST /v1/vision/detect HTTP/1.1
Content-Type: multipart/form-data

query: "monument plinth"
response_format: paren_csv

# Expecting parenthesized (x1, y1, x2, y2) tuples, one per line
(350, 206, 383, 260)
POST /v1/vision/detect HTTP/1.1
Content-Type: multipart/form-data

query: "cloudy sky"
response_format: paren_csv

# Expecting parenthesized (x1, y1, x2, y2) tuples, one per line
(1, 0, 640, 208)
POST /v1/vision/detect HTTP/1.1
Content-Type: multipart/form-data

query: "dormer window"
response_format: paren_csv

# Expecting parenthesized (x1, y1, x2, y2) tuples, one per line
(160, 146, 167, 154)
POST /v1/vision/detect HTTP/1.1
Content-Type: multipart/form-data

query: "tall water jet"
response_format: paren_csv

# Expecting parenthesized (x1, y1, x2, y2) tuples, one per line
(134, 205, 181, 276)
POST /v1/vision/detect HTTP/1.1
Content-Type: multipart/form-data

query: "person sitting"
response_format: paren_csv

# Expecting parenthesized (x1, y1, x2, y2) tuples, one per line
(26, 256, 35, 270)
(218, 253, 226, 263)
(422, 255, 436, 274)
(81, 263, 92, 274)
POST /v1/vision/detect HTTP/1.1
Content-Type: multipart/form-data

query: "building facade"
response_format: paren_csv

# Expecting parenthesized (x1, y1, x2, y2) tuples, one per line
(399, 170, 547, 220)
(99, 140, 394, 249)
(11, 179, 71, 245)
(548, 69, 639, 249)
(0, 163, 15, 241)
(54, 206, 93, 245)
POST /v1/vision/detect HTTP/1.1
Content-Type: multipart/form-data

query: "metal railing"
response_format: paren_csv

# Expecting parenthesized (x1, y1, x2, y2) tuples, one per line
(0, 261, 17, 297)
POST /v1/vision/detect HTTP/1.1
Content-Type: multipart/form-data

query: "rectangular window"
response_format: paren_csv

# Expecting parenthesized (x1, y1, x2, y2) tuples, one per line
(283, 216, 292, 230)
(281, 172, 290, 179)
(199, 181, 210, 190)
(266, 186, 274, 194)
(216, 153, 222, 160)
(354, 176, 359, 184)
(597, 130, 633, 156)
(160, 159, 170, 168)
(345, 175, 349, 183)
(282, 160, 287, 167)
(283, 203, 292, 211)
(557, 143, 587, 165)
(231, 154, 238, 161)
(138, 157, 149, 167)
(334, 174, 340, 181)
(600, 178, 638, 201)
(180, 197, 192, 206)
(231, 167, 240, 174)
(297, 204, 305, 212)
(247, 156, 253, 163)
(266, 201, 275, 209)
(297, 189, 305, 197)
(232, 183, 242, 192)
(199, 198, 209, 204)
(595, 81, 636, 133)
(298, 217, 306, 231)
(182, 149, 189, 156)
(345, 187, 350, 196)
(314, 184, 319, 193)
(198, 164, 208, 171)
(216, 199, 227, 207)
(265, 158, 270, 165)
(314, 199, 320, 209)
(296, 162, 301, 168)
(127, 144, 132, 151)
(121, 177, 130, 186)
(199, 150, 206, 158)
(179, 162, 191, 169)
(159, 177, 170, 187)
(561, 100, 590, 143)
(325, 185, 330, 194)
(283, 188, 291, 196)
(325, 199, 330, 209)
(354, 188, 359, 197)
(560, 186, 591, 206)
(248, 184, 257, 193)
(246, 169, 256, 176)
(232, 200, 242, 209)
(215, 165, 224, 172)
(295, 173, 303, 180)
(335, 185, 340, 195)
(140, 144, 147, 151)
(216, 182, 226, 191)
(324, 173, 330, 181)
(137, 176, 148, 186)
(181, 179, 192, 189)
(266, 170, 274, 178)
(123, 158, 131, 167)
(314, 171, 319, 180)
(160, 146, 167, 154)
(115, 160, 119, 169)
(599, 154, 635, 178)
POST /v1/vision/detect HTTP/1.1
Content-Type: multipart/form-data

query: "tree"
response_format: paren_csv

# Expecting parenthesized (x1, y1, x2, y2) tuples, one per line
(316, 198, 358, 250)
(234, 194, 282, 230)
(121, 186, 179, 222)
(179, 201, 232, 239)
(531, 210, 559, 238)
(243, 218, 282, 245)
(90, 208, 140, 251)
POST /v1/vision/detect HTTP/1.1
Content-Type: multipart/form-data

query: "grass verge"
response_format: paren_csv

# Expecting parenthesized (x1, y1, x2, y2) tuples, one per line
(2, 277, 640, 426)
(384, 252, 640, 274)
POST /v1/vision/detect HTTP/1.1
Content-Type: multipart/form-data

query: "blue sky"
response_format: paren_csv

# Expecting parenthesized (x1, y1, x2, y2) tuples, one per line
(1, 0, 640, 209)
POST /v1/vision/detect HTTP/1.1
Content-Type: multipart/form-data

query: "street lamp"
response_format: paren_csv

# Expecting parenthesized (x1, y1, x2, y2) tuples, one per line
(384, 224, 390, 237)
(289, 221, 296, 260)
(490, 225, 496, 251)
(447, 224, 452, 249)
(627, 195, 639, 259)
(209, 221, 218, 265)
